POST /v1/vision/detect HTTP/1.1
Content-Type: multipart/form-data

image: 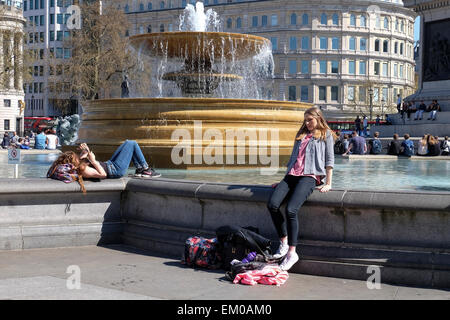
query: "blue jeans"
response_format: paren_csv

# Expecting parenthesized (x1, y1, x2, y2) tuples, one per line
(105, 140, 149, 178)
(267, 175, 316, 246)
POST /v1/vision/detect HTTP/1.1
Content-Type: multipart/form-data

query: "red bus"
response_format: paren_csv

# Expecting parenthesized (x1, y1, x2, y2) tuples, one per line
(24, 117, 55, 131)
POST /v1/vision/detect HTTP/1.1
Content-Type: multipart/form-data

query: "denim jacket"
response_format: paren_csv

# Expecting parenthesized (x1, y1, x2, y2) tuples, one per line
(285, 129, 335, 176)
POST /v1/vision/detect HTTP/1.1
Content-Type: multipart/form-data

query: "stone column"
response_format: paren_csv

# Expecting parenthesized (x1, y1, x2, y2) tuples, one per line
(7, 32, 14, 89)
(15, 33, 23, 90)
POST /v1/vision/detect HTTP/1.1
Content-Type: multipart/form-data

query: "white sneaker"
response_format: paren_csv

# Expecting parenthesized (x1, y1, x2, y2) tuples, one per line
(273, 241, 289, 259)
(280, 251, 299, 271)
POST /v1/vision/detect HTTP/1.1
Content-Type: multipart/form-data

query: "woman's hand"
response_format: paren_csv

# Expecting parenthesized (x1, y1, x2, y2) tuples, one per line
(87, 151, 96, 162)
(318, 184, 332, 193)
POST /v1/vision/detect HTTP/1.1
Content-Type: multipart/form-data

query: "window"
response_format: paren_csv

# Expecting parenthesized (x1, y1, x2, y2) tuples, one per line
(319, 60, 327, 74)
(382, 88, 388, 102)
(160, 1, 165, 9)
(360, 38, 367, 51)
(270, 37, 277, 51)
(400, 43, 404, 55)
(288, 60, 297, 75)
(332, 13, 339, 26)
(4, 120, 10, 131)
(399, 65, 404, 78)
(147, 25, 152, 33)
(332, 37, 339, 50)
(301, 60, 309, 74)
(290, 13, 297, 25)
(139, 3, 144, 11)
(376, 15, 380, 28)
(262, 15, 268, 26)
(320, 37, 328, 50)
(331, 86, 339, 101)
(226, 18, 232, 29)
(374, 39, 380, 52)
(148, 3, 152, 10)
(301, 86, 308, 101)
(57, 13, 63, 24)
(360, 15, 366, 27)
(349, 37, 356, 50)
(320, 13, 327, 25)
(236, 17, 242, 29)
(374, 88, 379, 102)
(383, 40, 389, 53)
(384, 17, 389, 29)
(252, 16, 258, 27)
(288, 86, 296, 101)
(160, 24, 164, 32)
(319, 86, 326, 100)
(301, 36, 309, 50)
(348, 61, 355, 74)
(4, 99, 11, 108)
(302, 13, 309, 25)
(289, 37, 297, 50)
(271, 15, 278, 26)
(350, 14, 356, 26)
(374, 62, 380, 75)
(359, 61, 366, 75)
(331, 61, 339, 73)
(394, 63, 398, 77)
(359, 87, 366, 102)
(348, 86, 355, 101)
(382, 63, 388, 76)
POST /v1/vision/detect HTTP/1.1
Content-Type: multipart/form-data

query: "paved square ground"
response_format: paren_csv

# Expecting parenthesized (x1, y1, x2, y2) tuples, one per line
(0, 245, 448, 300)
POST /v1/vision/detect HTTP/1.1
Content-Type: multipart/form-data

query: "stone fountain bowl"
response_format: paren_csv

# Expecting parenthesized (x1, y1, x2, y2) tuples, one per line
(129, 32, 271, 62)
(73, 97, 311, 169)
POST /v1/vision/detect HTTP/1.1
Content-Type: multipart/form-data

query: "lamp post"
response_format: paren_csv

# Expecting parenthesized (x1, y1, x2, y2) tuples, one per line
(368, 88, 374, 121)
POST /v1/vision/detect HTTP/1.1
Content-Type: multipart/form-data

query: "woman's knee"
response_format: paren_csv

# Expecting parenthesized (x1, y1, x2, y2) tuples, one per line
(267, 200, 280, 213)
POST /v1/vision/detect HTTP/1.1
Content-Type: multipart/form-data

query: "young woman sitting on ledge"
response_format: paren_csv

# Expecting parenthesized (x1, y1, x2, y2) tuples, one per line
(48, 140, 161, 184)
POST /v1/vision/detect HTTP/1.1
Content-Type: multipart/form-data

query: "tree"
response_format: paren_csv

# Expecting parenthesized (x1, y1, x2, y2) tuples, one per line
(57, 1, 150, 106)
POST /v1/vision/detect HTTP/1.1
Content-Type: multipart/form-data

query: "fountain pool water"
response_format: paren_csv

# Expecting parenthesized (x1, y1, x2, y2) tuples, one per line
(2, 153, 449, 192)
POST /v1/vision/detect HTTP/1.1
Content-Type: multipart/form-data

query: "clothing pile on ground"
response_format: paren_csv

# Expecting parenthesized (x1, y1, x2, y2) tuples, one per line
(181, 225, 290, 286)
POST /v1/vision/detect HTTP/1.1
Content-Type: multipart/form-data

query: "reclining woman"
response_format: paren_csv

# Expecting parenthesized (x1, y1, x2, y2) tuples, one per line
(267, 107, 336, 271)
(48, 140, 161, 185)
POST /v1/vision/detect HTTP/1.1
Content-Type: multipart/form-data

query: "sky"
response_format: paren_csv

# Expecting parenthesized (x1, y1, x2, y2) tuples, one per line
(414, 16, 420, 42)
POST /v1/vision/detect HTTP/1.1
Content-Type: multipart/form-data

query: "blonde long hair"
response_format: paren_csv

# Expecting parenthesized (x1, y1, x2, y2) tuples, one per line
(296, 107, 337, 141)
(48, 151, 87, 193)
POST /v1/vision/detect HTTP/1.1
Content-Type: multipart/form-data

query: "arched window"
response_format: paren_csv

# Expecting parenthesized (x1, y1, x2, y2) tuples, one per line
(236, 17, 242, 29)
(160, 1, 165, 9)
(332, 13, 339, 26)
(139, 3, 144, 11)
(160, 24, 164, 32)
(320, 13, 327, 25)
(302, 13, 309, 25)
(147, 25, 152, 33)
(226, 18, 232, 29)
(360, 15, 366, 27)
(350, 14, 356, 26)
(290, 13, 297, 25)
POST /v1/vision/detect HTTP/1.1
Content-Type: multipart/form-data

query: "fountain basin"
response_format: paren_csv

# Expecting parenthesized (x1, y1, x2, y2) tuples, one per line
(74, 98, 310, 168)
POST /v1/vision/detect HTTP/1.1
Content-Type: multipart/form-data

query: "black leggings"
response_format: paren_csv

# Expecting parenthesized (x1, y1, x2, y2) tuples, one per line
(267, 175, 316, 246)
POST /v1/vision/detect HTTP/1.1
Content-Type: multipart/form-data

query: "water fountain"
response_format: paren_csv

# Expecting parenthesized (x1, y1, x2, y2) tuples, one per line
(74, 2, 310, 168)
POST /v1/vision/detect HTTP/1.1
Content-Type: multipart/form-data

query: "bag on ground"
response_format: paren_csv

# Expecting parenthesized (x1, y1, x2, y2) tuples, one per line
(181, 236, 222, 269)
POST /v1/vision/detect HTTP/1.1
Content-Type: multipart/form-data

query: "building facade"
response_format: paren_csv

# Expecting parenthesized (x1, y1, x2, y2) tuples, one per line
(121, 0, 416, 119)
(0, 0, 26, 136)
(22, 0, 77, 118)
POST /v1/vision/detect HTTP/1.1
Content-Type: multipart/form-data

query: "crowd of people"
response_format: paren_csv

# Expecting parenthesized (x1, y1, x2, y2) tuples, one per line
(1, 128, 59, 150)
(334, 130, 449, 157)
(397, 97, 442, 122)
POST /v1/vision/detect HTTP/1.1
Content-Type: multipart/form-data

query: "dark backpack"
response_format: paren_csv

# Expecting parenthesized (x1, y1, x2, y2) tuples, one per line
(334, 140, 345, 154)
(216, 225, 272, 270)
(371, 139, 382, 154)
(181, 236, 222, 269)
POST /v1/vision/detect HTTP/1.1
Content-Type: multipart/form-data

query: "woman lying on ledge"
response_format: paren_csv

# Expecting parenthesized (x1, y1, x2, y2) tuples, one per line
(48, 140, 161, 190)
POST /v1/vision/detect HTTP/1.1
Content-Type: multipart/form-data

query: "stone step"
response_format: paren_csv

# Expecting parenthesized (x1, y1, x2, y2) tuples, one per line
(121, 220, 450, 289)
